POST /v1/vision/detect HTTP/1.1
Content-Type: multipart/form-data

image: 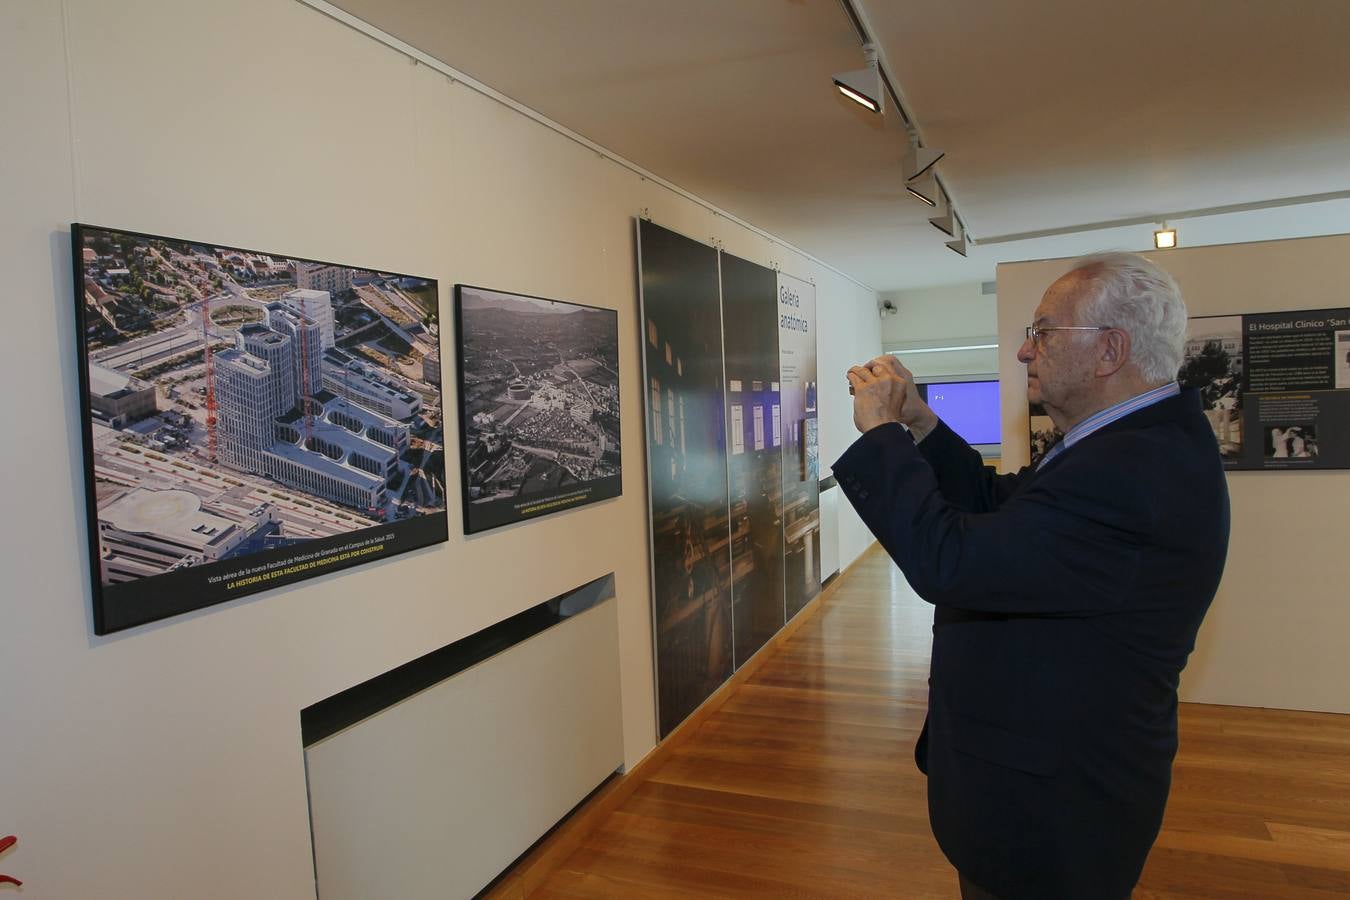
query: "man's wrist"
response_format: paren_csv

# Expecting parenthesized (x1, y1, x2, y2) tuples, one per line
(905, 412, 940, 443)
(860, 417, 903, 434)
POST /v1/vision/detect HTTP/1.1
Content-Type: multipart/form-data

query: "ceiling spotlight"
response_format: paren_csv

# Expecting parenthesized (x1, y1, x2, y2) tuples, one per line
(929, 188, 955, 236)
(833, 43, 883, 114)
(945, 220, 968, 257)
(904, 144, 945, 182)
(905, 170, 938, 207)
(1154, 224, 1178, 249)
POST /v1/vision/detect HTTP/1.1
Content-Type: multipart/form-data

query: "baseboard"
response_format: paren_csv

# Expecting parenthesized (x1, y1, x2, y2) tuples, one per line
(480, 564, 860, 898)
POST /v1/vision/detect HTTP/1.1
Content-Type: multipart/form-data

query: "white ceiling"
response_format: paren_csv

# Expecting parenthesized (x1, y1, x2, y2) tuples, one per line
(327, 0, 1350, 291)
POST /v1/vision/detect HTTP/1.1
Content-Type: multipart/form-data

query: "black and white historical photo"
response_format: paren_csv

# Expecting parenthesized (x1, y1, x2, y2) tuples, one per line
(1337, 330, 1350, 390)
(1265, 423, 1318, 460)
(73, 224, 448, 633)
(454, 285, 621, 534)
(1180, 315, 1244, 459)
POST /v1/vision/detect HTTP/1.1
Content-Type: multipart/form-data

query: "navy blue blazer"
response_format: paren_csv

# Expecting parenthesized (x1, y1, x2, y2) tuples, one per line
(832, 390, 1229, 900)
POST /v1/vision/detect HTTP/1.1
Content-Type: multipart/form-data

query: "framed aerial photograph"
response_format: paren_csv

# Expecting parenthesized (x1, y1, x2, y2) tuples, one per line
(72, 224, 449, 634)
(453, 284, 621, 534)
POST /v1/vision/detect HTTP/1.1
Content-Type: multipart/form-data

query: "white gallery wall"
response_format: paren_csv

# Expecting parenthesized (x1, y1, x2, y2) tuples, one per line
(880, 281, 998, 378)
(0, 1, 881, 896)
(997, 236, 1350, 715)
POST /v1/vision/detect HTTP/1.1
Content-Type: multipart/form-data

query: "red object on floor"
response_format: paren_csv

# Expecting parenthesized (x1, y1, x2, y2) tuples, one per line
(0, 834, 20, 887)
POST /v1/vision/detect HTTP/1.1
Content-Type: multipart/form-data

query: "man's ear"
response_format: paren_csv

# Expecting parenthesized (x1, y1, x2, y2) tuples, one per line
(1097, 328, 1130, 377)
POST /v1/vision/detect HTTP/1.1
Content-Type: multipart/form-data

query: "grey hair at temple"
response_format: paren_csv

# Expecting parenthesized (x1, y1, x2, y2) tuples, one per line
(1068, 252, 1188, 385)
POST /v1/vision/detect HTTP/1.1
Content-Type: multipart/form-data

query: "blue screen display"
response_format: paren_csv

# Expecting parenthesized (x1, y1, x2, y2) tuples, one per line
(923, 380, 1001, 445)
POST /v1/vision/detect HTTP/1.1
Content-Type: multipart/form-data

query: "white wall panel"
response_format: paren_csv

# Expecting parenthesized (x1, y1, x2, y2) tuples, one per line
(306, 600, 623, 900)
(817, 267, 884, 568)
(998, 236, 1350, 714)
(0, 0, 882, 895)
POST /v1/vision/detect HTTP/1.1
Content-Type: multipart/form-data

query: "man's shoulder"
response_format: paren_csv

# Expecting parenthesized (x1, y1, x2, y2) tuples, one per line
(1049, 410, 1223, 506)
(1056, 424, 1191, 481)
(1077, 393, 1208, 458)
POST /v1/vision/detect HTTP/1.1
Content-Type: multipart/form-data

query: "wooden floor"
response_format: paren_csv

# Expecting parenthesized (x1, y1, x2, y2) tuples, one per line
(530, 545, 1350, 899)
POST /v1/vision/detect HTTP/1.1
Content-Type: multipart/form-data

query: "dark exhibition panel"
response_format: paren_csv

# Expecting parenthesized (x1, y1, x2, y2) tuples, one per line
(1036, 306, 1350, 469)
(637, 219, 735, 738)
(638, 220, 822, 737)
(1190, 307, 1350, 470)
(720, 252, 786, 668)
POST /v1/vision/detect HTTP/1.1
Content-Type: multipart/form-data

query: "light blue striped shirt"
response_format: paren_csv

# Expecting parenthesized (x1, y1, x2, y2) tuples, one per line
(1037, 382, 1181, 470)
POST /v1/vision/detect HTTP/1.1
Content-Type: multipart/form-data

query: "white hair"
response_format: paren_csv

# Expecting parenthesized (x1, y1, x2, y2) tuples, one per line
(1066, 251, 1188, 384)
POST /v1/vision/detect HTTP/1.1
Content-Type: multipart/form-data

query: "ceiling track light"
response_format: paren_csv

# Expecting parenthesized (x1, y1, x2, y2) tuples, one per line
(904, 143, 945, 182)
(832, 42, 884, 114)
(829, 6, 973, 255)
(905, 170, 939, 207)
(945, 219, 968, 257)
(929, 187, 955, 236)
(1154, 223, 1178, 249)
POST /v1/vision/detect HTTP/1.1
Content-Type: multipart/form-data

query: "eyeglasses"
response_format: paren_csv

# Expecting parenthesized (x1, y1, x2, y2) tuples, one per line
(1024, 324, 1112, 344)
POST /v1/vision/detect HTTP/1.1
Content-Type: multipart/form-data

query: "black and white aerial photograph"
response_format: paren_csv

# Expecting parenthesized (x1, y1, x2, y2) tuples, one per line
(454, 285, 621, 534)
(1180, 315, 1244, 460)
(72, 224, 448, 634)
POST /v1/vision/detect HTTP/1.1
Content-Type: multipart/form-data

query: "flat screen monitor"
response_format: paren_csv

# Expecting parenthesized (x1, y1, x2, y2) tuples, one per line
(917, 379, 1001, 447)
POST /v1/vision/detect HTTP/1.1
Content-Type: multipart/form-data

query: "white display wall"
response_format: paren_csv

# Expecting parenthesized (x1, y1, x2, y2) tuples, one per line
(0, 1, 881, 895)
(997, 237, 1350, 715)
(880, 281, 999, 378)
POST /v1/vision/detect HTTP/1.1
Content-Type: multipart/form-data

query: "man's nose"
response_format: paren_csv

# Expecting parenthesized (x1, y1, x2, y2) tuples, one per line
(1017, 337, 1037, 363)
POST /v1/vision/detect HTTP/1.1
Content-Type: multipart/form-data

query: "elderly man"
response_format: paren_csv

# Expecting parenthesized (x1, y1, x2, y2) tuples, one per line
(833, 252, 1230, 900)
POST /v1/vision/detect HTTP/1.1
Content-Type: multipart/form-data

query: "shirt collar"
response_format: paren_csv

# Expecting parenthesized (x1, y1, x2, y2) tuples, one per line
(1038, 381, 1180, 469)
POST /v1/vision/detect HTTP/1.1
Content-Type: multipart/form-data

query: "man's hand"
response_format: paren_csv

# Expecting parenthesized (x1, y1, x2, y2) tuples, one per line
(847, 359, 906, 434)
(846, 355, 939, 440)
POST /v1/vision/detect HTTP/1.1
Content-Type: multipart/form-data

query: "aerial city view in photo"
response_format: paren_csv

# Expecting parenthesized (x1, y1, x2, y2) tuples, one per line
(77, 225, 447, 589)
(456, 286, 620, 531)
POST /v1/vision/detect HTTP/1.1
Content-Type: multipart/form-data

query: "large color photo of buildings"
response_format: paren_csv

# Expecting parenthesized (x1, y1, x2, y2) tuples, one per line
(76, 225, 447, 596)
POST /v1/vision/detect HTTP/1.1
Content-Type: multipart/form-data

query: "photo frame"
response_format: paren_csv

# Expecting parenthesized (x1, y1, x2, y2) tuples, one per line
(72, 224, 449, 634)
(453, 284, 621, 534)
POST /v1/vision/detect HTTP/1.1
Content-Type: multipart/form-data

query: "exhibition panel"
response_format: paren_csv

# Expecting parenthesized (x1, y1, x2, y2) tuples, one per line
(638, 220, 823, 736)
(1031, 304, 1350, 471)
(453, 284, 622, 533)
(721, 252, 786, 668)
(637, 219, 735, 738)
(71, 224, 449, 634)
(778, 271, 823, 618)
(1183, 307, 1350, 470)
